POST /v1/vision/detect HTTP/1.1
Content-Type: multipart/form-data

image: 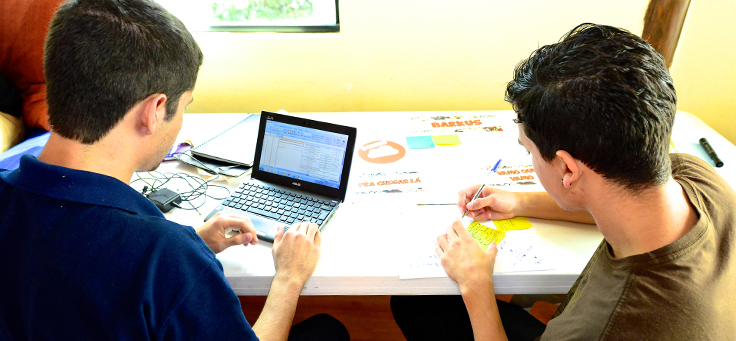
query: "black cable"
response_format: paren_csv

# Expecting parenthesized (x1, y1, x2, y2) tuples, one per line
(132, 171, 231, 214)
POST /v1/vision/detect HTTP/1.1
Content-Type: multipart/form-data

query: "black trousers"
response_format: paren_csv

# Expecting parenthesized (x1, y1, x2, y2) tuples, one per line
(288, 314, 351, 341)
(391, 295, 546, 341)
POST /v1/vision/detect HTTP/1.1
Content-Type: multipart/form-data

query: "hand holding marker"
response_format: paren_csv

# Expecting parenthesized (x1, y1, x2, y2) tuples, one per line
(461, 159, 502, 218)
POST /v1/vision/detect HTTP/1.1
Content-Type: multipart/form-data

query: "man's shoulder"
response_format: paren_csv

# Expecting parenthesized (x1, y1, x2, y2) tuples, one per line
(0, 168, 13, 186)
(671, 153, 735, 201)
(670, 153, 735, 233)
(670, 152, 712, 177)
(0, 170, 8, 190)
(671, 153, 725, 182)
(104, 211, 214, 259)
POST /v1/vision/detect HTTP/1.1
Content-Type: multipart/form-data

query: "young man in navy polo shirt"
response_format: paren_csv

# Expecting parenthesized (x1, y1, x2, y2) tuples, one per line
(0, 1, 348, 340)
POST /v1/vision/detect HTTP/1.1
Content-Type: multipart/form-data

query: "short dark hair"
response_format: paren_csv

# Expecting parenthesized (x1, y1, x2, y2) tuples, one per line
(506, 23, 677, 192)
(45, 0, 204, 144)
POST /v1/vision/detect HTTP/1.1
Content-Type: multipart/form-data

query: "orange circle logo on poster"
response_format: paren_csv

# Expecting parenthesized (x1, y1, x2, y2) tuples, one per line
(358, 140, 406, 164)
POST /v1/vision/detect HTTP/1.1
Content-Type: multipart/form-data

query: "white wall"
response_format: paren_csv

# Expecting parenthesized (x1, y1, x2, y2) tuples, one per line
(670, 0, 736, 144)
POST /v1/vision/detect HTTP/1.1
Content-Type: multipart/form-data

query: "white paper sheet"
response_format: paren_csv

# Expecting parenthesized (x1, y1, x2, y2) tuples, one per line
(399, 219, 552, 279)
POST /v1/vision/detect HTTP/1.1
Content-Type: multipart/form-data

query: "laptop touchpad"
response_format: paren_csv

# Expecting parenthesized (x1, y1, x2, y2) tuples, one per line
(246, 214, 285, 238)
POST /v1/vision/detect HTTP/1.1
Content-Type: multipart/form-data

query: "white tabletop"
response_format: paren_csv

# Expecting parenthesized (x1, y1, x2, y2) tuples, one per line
(146, 110, 735, 296)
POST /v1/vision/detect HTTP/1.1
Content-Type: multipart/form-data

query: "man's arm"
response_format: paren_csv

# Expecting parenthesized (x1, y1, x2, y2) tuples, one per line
(250, 274, 303, 341)
(462, 282, 507, 341)
(515, 191, 595, 224)
(252, 222, 321, 341)
(437, 220, 508, 341)
(458, 185, 596, 225)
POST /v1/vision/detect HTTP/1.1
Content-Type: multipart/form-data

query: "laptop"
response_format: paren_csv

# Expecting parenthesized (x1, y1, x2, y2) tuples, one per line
(204, 111, 357, 243)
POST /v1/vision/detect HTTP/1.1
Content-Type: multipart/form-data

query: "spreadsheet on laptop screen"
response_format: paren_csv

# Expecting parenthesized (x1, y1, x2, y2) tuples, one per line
(259, 120, 349, 189)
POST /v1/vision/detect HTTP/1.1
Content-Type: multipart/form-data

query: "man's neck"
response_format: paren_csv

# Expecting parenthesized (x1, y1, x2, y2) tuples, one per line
(587, 178, 698, 258)
(38, 132, 138, 184)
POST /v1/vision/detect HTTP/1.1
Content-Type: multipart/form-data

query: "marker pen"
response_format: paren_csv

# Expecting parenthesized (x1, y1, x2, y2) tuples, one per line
(699, 138, 723, 167)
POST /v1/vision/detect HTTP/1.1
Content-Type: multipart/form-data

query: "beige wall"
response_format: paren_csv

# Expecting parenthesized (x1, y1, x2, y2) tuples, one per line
(188, 1, 736, 145)
(670, 0, 736, 144)
(188, 0, 648, 114)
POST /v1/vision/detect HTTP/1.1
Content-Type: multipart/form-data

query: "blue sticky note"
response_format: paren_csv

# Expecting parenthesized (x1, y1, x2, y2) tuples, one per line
(406, 136, 436, 149)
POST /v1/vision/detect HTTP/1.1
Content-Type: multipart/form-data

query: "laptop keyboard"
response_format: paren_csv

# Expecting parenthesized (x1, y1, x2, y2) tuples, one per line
(221, 183, 337, 229)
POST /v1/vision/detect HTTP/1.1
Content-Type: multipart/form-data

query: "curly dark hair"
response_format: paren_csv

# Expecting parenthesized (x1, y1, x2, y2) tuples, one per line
(506, 23, 677, 192)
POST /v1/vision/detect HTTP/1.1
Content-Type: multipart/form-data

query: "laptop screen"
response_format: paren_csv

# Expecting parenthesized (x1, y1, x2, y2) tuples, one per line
(258, 120, 349, 189)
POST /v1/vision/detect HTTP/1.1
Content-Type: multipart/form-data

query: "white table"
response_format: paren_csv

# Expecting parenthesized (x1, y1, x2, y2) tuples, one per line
(148, 110, 735, 296)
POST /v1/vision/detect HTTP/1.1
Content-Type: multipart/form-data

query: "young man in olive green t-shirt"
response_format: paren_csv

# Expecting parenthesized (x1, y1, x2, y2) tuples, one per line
(392, 23, 736, 341)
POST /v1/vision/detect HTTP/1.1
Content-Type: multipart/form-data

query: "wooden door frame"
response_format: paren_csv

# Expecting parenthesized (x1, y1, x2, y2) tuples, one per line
(642, 0, 692, 69)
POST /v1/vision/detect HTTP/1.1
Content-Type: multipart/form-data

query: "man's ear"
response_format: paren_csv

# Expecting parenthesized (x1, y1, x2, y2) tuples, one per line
(556, 150, 581, 188)
(139, 94, 168, 135)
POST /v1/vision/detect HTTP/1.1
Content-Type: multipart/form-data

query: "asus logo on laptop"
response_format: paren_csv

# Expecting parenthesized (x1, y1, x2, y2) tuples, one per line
(292, 182, 301, 187)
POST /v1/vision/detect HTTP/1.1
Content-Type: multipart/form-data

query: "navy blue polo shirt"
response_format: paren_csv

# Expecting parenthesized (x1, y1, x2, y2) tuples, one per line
(0, 155, 258, 340)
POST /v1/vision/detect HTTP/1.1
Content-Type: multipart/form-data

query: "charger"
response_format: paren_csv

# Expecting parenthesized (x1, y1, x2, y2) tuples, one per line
(147, 188, 182, 213)
(133, 171, 231, 215)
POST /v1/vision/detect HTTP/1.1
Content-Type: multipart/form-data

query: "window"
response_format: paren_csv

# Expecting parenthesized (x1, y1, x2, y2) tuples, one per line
(157, 0, 339, 33)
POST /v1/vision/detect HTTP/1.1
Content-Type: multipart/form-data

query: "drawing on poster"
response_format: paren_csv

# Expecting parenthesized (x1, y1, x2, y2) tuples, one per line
(481, 164, 539, 186)
(410, 114, 508, 134)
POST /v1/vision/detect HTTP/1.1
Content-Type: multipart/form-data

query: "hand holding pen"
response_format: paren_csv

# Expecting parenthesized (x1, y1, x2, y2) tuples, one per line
(461, 184, 485, 218)
(458, 186, 520, 221)
(458, 159, 521, 221)
(461, 159, 500, 218)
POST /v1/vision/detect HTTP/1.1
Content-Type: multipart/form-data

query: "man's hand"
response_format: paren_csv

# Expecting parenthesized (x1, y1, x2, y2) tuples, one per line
(436, 219, 498, 293)
(458, 185, 520, 221)
(272, 222, 321, 286)
(196, 213, 258, 254)
(252, 222, 321, 341)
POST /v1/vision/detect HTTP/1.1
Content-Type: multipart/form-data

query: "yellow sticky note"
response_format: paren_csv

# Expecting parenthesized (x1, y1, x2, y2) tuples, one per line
(431, 134, 462, 145)
(467, 221, 506, 250)
(493, 217, 533, 231)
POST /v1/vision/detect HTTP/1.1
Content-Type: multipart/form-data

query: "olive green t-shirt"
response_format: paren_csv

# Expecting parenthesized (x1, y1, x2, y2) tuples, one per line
(540, 153, 736, 340)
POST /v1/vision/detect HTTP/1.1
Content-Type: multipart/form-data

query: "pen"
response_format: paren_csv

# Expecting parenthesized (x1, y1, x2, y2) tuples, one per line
(461, 184, 485, 218)
(416, 203, 455, 206)
(699, 138, 724, 167)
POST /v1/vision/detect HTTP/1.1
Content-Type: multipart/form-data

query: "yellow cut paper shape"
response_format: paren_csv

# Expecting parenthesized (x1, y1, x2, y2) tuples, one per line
(493, 217, 533, 231)
(467, 221, 506, 250)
